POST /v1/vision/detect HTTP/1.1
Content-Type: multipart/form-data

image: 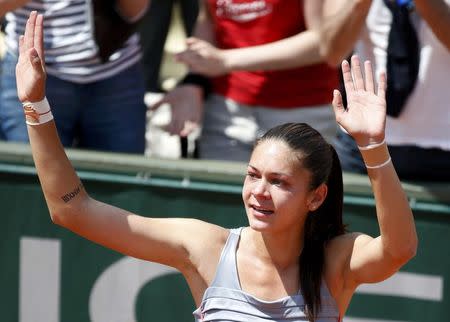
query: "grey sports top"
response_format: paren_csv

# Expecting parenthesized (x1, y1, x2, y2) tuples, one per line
(193, 228, 341, 322)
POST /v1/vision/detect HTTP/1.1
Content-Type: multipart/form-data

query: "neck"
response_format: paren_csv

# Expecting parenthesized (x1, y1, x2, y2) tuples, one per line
(246, 225, 305, 269)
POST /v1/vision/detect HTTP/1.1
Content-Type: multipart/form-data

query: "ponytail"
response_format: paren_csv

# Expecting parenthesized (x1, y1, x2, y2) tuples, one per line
(299, 145, 345, 321)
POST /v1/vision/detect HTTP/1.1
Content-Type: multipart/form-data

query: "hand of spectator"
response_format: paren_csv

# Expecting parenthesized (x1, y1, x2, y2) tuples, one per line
(332, 55, 386, 147)
(16, 11, 47, 103)
(176, 37, 229, 77)
(150, 85, 204, 137)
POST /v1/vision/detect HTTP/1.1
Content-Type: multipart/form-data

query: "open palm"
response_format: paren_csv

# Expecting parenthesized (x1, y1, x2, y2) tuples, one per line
(332, 56, 386, 147)
(15, 12, 46, 103)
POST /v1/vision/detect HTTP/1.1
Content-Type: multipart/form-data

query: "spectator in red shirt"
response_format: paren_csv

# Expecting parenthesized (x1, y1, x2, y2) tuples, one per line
(153, 0, 340, 161)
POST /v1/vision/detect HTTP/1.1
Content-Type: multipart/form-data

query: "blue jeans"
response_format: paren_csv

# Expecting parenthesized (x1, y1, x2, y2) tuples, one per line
(0, 52, 146, 153)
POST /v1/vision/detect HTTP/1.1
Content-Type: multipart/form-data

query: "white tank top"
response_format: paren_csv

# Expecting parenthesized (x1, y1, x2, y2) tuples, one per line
(193, 228, 340, 321)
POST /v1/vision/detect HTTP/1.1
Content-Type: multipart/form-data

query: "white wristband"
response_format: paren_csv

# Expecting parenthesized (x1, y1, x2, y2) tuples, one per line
(23, 97, 54, 125)
(358, 139, 385, 151)
(365, 156, 392, 169)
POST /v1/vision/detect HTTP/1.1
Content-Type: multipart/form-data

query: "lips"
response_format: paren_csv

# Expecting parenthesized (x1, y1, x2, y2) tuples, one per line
(251, 205, 274, 216)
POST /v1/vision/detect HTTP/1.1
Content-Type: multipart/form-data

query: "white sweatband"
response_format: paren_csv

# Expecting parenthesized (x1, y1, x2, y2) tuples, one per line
(23, 97, 54, 126)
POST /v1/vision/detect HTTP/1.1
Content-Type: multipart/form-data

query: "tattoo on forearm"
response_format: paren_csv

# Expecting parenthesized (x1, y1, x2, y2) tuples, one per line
(61, 182, 84, 203)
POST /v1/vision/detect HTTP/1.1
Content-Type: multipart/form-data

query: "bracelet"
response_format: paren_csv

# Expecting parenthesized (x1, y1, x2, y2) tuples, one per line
(365, 156, 392, 169)
(23, 97, 54, 126)
(179, 73, 211, 100)
(358, 139, 385, 151)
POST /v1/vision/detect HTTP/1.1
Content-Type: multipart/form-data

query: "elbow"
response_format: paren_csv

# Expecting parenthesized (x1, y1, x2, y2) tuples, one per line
(49, 206, 73, 228)
(326, 56, 345, 69)
(400, 242, 418, 265)
(319, 43, 345, 68)
(409, 236, 419, 260)
(405, 232, 419, 262)
(48, 209, 59, 225)
(389, 238, 418, 267)
(48, 196, 90, 229)
(318, 34, 353, 67)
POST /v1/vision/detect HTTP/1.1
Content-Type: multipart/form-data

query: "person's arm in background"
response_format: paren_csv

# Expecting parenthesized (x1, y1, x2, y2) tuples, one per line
(414, 0, 450, 51)
(150, 1, 213, 137)
(191, 0, 215, 44)
(313, 0, 450, 67)
(0, 0, 30, 16)
(306, 0, 372, 67)
(116, 0, 150, 22)
(177, 0, 334, 76)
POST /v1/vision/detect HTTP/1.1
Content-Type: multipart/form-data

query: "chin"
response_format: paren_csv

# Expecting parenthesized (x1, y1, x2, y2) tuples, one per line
(248, 217, 273, 232)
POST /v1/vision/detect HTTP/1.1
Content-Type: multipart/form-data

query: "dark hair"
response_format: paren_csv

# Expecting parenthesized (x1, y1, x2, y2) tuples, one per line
(256, 123, 346, 321)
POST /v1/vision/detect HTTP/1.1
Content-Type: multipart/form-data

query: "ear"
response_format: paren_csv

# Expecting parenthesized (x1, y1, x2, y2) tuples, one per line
(307, 183, 328, 212)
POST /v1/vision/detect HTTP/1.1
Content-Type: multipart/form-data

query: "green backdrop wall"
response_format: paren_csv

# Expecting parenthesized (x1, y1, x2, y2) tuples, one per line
(0, 142, 448, 322)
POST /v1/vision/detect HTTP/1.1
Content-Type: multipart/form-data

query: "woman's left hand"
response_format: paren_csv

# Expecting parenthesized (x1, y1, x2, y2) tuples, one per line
(176, 37, 229, 77)
(332, 55, 387, 147)
(16, 11, 46, 103)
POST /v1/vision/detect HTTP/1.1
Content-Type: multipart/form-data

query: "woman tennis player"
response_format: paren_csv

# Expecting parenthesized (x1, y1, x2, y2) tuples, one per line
(16, 12, 417, 322)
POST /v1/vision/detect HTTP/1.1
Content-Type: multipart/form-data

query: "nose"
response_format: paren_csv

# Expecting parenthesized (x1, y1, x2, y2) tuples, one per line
(252, 179, 270, 198)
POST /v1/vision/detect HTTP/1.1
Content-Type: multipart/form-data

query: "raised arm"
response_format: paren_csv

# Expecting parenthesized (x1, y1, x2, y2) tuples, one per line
(16, 12, 222, 273)
(332, 56, 418, 287)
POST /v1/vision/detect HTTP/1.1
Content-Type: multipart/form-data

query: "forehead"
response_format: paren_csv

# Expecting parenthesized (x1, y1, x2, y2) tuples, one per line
(250, 140, 303, 173)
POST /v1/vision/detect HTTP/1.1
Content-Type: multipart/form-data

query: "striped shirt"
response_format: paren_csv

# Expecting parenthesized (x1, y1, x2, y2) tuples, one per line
(5, 0, 142, 83)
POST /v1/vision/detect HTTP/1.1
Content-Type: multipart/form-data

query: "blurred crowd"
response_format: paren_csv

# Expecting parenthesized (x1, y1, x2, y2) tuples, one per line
(0, 0, 449, 182)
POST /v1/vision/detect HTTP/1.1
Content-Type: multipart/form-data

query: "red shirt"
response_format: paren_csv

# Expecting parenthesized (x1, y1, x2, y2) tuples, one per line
(207, 0, 339, 108)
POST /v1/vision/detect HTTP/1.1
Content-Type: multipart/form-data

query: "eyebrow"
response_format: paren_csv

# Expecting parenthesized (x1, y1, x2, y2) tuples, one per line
(247, 165, 291, 178)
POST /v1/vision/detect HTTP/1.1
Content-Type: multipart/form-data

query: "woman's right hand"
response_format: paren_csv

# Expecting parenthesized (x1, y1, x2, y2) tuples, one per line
(15, 11, 47, 103)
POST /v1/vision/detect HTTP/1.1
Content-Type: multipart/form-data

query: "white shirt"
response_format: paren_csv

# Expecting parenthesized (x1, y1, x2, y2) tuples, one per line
(355, 0, 450, 151)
